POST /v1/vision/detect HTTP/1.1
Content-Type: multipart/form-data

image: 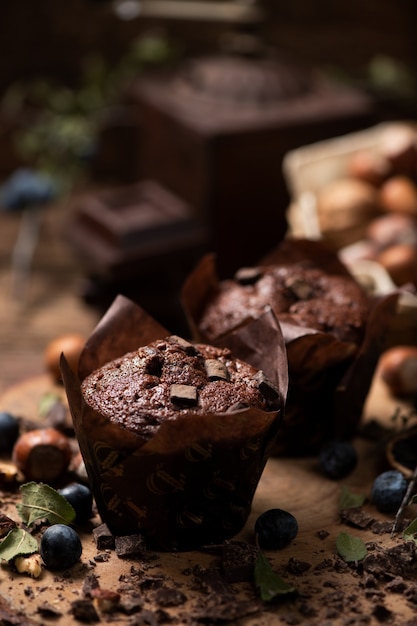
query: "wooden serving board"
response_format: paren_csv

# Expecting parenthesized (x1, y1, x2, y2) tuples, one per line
(0, 372, 416, 626)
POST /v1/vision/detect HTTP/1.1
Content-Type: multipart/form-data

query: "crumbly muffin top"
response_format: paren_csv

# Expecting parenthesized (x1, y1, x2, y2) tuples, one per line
(199, 264, 370, 344)
(81, 335, 278, 438)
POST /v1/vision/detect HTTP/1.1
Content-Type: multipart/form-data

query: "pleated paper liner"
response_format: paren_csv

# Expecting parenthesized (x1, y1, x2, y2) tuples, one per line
(181, 240, 399, 455)
(61, 296, 288, 551)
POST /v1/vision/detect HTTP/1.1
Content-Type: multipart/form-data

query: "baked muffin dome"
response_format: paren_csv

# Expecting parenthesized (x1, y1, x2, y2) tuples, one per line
(81, 334, 278, 440)
(198, 263, 370, 346)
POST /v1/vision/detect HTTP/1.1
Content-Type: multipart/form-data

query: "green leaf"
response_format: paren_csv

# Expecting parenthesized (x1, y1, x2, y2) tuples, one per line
(254, 550, 296, 601)
(339, 485, 366, 510)
(409, 494, 417, 505)
(38, 392, 61, 417)
(403, 517, 417, 542)
(336, 532, 367, 563)
(0, 528, 38, 562)
(16, 482, 76, 527)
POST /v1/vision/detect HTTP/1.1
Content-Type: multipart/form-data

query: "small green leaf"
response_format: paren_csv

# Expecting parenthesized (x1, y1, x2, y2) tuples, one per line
(0, 528, 38, 562)
(38, 392, 61, 417)
(336, 532, 367, 563)
(16, 482, 76, 527)
(339, 485, 366, 510)
(403, 517, 417, 542)
(254, 550, 296, 601)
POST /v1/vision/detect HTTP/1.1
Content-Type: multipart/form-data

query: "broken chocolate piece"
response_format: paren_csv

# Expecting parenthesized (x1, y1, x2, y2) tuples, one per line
(234, 266, 262, 285)
(82, 573, 100, 597)
(153, 586, 187, 607)
(170, 384, 198, 406)
(221, 541, 258, 582)
(93, 523, 115, 550)
(285, 275, 314, 299)
(70, 599, 100, 623)
(0, 513, 17, 538)
(167, 335, 198, 355)
(91, 588, 120, 613)
(205, 359, 229, 381)
(115, 534, 147, 558)
(252, 370, 279, 403)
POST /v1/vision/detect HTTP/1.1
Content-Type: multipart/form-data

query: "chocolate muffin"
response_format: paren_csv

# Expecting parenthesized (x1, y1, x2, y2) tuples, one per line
(63, 296, 287, 550)
(182, 249, 398, 455)
(197, 264, 370, 346)
(81, 335, 279, 441)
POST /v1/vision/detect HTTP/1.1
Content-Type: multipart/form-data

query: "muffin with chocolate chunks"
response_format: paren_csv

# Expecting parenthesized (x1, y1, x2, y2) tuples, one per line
(63, 296, 287, 551)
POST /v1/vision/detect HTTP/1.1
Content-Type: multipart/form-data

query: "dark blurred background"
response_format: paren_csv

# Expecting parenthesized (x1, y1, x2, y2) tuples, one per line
(0, 0, 416, 334)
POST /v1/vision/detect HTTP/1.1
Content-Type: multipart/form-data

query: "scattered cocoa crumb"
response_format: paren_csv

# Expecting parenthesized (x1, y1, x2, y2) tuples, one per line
(70, 598, 100, 623)
(93, 523, 115, 550)
(317, 530, 330, 540)
(152, 586, 187, 607)
(372, 603, 392, 622)
(82, 573, 100, 597)
(115, 534, 147, 559)
(36, 602, 63, 618)
(221, 540, 258, 582)
(340, 507, 375, 529)
(93, 552, 110, 562)
(286, 557, 312, 576)
(119, 593, 144, 615)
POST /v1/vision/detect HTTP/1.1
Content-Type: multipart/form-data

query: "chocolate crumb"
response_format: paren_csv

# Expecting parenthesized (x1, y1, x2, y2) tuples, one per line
(94, 552, 110, 562)
(286, 557, 312, 576)
(82, 573, 100, 597)
(0, 513, 17, 537)
(115, 534, 147, 559)
(221, 541, 258, 582)
(93, 523, 115, 550)
(119, 593, 144, 615)
(167, 335, 198, 355)
(70, 599, 100, 623)
(36, 602, 62, 618)
(340, 507, 375, 529)
(386, 576, 407, 593)
(372, 603, 392, 622)
(153, 586, 187, 607)
(317, 530, 330, 540)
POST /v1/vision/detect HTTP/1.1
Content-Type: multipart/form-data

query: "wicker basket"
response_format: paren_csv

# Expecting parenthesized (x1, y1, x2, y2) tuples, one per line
(282, 121, 417, 346)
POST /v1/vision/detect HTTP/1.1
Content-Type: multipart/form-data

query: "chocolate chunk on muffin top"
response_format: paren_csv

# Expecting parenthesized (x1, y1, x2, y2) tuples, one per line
(81, 335, 278, 439)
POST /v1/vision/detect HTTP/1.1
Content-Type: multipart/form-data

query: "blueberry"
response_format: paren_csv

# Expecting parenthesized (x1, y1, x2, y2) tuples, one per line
(255, 508, 298, 550)
(58, 483, 93, 524)
(371, 470, 408, 513)
(0, 412, 20, 453)
(0, 168, 58, 212)
(319, 440, 358, 479)
(40, 524, 82, 570)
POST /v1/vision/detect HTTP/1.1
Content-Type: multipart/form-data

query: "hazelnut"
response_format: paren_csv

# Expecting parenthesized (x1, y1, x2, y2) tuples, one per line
(347, 149, 390, 186)
(315, 177, 381, 249)
(12, 428, 72, 483)
(44, 334, 85, 384)
(375, 243, 417, 286)
(379, 176, 417, 217)
(379, 125, 417, 176)
(379, 345, 417, 396)
(366, 213, 417, 251)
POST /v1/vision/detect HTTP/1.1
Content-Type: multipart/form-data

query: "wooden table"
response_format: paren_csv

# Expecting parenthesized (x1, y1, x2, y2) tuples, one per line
(0, 197, 416, 625)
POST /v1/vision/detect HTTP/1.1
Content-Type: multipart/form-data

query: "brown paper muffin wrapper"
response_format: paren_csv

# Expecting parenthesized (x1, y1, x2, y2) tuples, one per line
(61, 295, 288, 550)
(181, 241, 399, 455)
